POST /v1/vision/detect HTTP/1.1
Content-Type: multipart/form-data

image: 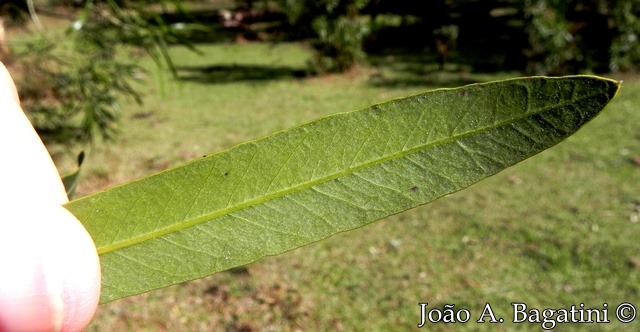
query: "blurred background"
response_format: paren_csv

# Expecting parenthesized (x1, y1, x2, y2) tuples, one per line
(2, 0, 639, 330)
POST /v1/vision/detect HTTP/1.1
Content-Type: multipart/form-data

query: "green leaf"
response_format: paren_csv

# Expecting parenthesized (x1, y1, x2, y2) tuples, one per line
(64, 76, 620, 303)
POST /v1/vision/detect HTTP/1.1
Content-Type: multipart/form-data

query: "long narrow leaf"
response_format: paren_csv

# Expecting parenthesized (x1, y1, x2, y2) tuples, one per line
(65, 76, 620, 303)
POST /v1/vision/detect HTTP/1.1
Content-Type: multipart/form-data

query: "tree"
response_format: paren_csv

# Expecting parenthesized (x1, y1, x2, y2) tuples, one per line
(4, 0, 638, 147)
(278, 0, 372, 72)
(3, 0, 198, 146)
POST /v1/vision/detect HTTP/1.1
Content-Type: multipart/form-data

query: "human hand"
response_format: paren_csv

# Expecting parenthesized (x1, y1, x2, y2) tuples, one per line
(0, 62, 100, 331)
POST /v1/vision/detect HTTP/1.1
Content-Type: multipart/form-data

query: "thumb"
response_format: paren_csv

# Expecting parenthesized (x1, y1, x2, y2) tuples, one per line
(0, 63, 101, 331)
(0, 206, 101, 332)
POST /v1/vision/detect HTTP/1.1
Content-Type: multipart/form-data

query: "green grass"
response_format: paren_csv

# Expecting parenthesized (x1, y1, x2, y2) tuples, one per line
(50, 42, 640, 331)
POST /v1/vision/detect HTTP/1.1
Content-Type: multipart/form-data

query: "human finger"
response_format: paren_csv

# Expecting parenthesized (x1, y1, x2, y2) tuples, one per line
(0, 62, 101, 332)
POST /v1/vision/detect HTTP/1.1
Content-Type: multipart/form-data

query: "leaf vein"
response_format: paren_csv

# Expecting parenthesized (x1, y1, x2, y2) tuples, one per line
(95, 86, 609, 255)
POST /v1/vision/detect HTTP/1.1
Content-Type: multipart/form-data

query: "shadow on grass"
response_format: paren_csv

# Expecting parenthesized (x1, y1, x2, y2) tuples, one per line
(367, 51, 483, 88)
(176, 64, 308, 84)
(175, 48, 515, 87)
(366, 47, 524, 88)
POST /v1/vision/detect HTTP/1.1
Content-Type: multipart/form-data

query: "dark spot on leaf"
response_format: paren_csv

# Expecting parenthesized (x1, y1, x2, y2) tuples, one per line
(224, 172, 230, 176)
(410, 186, 419, 193)
(460, 89, 469, 97)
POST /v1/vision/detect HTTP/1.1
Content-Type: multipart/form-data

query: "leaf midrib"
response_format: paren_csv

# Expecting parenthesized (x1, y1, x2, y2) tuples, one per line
(96, 93, 598, 255)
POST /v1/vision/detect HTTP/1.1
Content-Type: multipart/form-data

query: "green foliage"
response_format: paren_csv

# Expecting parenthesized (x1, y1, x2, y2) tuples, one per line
(17, 39, 142, 146)
(277, 0, 371, 72)
(523, 0, 640, 74)
(311, 14, 370, 72)
(9, 0, 639, 149)
(609, 0, 640, 71)
(523, 0, 575, 75)
(14, 0, 199, 146)
(72, 0, 198, 73)
(276, 0, 639, 74)
(64, 76, 619, 303)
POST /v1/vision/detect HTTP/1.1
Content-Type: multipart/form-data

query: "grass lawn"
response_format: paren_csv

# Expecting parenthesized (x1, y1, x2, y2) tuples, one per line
(45, 41, 640, 331)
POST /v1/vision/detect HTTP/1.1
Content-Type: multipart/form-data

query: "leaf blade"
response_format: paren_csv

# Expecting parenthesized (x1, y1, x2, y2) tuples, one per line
(64, 76, 620, 303)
